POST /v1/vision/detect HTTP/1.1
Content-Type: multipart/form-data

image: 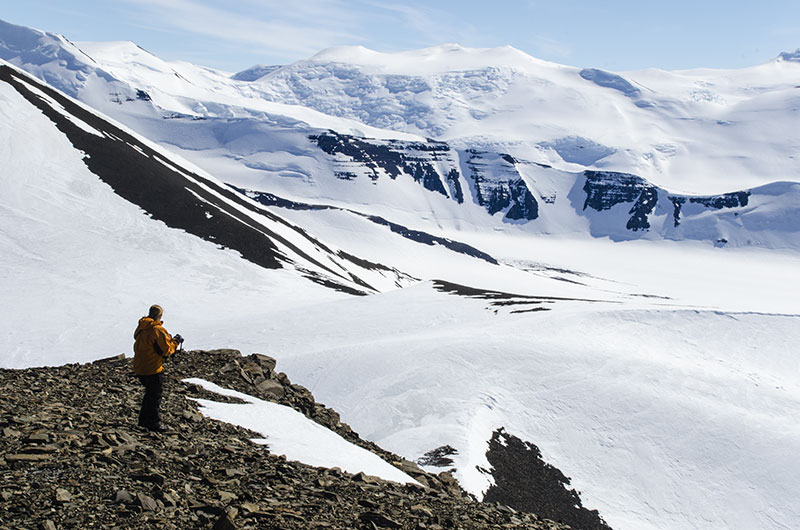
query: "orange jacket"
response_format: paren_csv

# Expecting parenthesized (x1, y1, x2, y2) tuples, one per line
(133, 317, 177, 375)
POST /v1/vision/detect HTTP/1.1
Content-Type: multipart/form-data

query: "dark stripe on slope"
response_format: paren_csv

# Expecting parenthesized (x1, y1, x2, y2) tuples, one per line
(235, 188, 499, 265)
(0, 65, 371, 295)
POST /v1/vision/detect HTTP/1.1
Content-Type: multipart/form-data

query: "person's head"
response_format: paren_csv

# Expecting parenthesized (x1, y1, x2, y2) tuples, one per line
(148, 304, 163, 321)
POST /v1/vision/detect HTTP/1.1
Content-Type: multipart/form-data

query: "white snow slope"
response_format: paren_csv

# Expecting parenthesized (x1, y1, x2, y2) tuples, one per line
(185, 378, 418, 485)
(0, 61, 411, 366)
(2, 17, 800, 530)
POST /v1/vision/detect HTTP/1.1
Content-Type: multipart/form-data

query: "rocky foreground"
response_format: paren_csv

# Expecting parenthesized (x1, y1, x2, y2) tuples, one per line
(0, 349, 570, 529)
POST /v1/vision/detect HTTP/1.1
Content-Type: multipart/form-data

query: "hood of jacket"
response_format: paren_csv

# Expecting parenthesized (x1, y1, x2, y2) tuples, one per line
(134, 317, 161, 338)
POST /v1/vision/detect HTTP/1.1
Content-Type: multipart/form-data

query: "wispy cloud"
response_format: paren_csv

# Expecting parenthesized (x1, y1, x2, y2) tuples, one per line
(360, 0, 477, 48)
(117, 0, 365, 59)
(117, 0, 486, 64)
(110, 0, 572, 69)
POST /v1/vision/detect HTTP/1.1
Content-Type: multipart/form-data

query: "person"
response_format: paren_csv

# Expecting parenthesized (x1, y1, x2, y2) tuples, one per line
(133, 304, 183, 432)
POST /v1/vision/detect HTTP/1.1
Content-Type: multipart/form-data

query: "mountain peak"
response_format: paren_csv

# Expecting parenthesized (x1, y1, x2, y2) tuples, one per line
(306, 43, 547, 73)
(0, 18, 81, 60)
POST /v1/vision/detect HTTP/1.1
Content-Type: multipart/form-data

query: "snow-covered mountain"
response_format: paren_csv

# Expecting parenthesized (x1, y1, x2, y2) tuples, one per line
(3, 17, 800, 530)
(2, 18, 798, 250)
(0, 63, 414, 297)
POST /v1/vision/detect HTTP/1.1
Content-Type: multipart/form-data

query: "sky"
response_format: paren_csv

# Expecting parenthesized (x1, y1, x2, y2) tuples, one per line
(3, 0, 799, 73)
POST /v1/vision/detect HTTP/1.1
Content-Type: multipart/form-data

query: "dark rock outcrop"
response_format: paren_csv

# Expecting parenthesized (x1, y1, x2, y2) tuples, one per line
(582, 170, 753, 232)
(310, 131, 463, 201)
(236, 187, 499, 264)
(416, 445, 458, 468)
(464, 150, 539, 221)
(483, 428, 612, 530)
(582, 171, 655, 214)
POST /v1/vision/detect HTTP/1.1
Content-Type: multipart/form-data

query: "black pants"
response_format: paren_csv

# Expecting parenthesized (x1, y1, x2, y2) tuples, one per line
(137, 372, 164, 429)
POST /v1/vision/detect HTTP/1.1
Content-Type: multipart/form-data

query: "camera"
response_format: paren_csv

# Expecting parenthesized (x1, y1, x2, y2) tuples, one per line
(174, 334, 184, 344)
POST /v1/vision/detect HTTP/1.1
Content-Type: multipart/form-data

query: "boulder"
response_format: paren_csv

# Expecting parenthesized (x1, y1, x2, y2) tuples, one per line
(255, 379, 284, 399)
(248, 353, 276, 373)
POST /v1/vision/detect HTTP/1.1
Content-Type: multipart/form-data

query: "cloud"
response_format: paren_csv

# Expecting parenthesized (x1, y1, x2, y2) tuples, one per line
(359, 0, 477, 47)
(117, 0, 365, 59)
(117, 0, 484, 63)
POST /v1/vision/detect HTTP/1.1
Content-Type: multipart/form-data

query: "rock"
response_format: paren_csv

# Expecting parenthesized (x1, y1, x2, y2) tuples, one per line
(114, 490, 134, 504)
(26, 432, 50, 443)
(2, 427, 21, 438)
(161, 491, 178, 507)
(254, 379, 284, 399)
(397, 459, 426, 475)
(242, 362, 265, 381)
(240, 501, 260, 513)
(55, 488, 72, 502)
(40, 521, 57, 530)
(416, 445, 458, 468)
(411, 475, 431, 489)
(92, 353, 126, 363)
(359, 511, 402, 528)
(249, 353, 276, 373)
(22, 444, 58, 454)
(238, 368, 253, 384)
(353, 472, 383, 484)
(220, 362, 239, 374)
(219, 490, 237, 503)
(211, 513, 237, 530)
(6, 453, 51, 462)
(497, 503, 516, 514)
(358, 498, 380, 510)
(182, 408, 203, 421)
(289, 383, 313, 401)
(131, 472, 166, 486)
(315, 477, 335, 488)
(206, 349, 242, 357)
(137, 493, 158, 512)
(437, 472, 463, 497)
(116, 431, 136, 444)
(411, 504, 434, 518)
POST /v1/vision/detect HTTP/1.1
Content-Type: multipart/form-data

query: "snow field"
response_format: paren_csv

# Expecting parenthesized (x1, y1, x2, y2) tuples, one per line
(258, 289, 800, 530)
(184, 378, 419, 485)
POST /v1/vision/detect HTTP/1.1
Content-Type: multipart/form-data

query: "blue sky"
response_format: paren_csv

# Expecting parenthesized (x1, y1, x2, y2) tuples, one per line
(4, 0, 799, 72)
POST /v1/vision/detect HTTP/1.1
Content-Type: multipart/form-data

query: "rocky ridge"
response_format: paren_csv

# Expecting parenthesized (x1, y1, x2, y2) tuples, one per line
(0, 349, 570, 530)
